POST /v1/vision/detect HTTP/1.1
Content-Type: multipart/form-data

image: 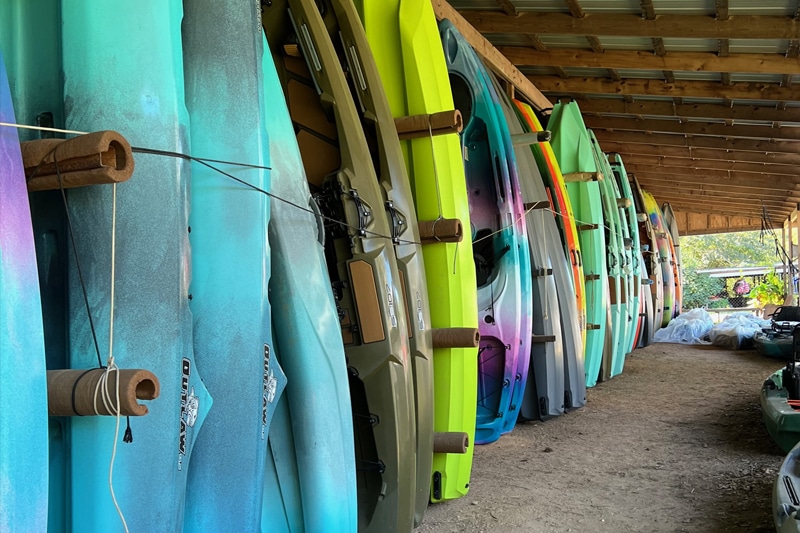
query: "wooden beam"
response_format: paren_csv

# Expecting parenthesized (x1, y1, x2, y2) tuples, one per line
(661, 204, 786, 220)
(638, 193, 793, 213)
(626, 164, 800, 189)
(501, 47, 800, 75)
(621, 154, 800, 176)
(599, 142, 800, 166)
(573, 99, 800, 123)
(430, 0, 551, 110)
(644, 200, 788, 219)
(682, 223, 766, 236)
(461, 11, 800, 39)
(583, 116, 800, 140)
(636, 179, 800, 199)
(494, 0, 518, 16)
(533, 76, 800, 101)
(592, 130, 800, 154)
(636, 179, 799, 198)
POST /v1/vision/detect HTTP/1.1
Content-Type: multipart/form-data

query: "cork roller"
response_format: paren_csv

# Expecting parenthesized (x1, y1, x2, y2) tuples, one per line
(47, 368, 159, 417)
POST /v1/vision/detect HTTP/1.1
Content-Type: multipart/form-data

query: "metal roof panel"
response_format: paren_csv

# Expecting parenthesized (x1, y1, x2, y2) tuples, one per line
(662, 38, 720, 53)
(729, 0, 799, 16)
(652, 0, 715, 15)
(729, 39, 788, 54)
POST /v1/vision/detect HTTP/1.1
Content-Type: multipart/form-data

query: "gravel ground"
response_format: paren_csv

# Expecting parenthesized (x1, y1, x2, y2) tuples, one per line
(418, 343, 786, 532)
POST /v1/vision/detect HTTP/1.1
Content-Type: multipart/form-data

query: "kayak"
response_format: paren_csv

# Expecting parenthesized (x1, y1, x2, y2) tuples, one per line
(263, 2, 416, 531)
(547, 101, 608, 388)
(643, 191, 676, 327)
(260, 26, 357, 532)
(0, 53, 49, 532)
(356, 0, 479, 505)
(181, 2, 276, 529)
(609, 155, 641, 366)
(762, 369, 800, 453)
(440, 20, 527, 444)
(661, 202, 683, 317)
(587, 130, 625, 380)
(482, 75, 533, 437)
(630, 173, 663, 342)
(515, 102, 586, 410)
(61, 3, 213, 531)
(774, 439, 800, 532)
(318, 1, 434, 525)
(495, 85, 567, 420)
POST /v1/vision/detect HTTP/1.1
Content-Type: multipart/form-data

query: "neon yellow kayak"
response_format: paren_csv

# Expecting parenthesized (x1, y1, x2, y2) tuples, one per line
(356, 0, 479, 505)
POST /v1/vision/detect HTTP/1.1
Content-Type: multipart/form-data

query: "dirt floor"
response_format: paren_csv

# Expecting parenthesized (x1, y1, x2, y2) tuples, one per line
(418, 342, 787, 532)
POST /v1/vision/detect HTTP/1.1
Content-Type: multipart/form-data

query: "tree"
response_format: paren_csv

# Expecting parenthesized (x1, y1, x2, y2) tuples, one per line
(681, 230, 778, 270)
(681, 230, 781, 309)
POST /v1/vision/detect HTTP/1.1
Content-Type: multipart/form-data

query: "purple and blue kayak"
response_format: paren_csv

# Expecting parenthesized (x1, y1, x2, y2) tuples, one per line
(0, 52, 49, 533)
(440, 20, 527, 445)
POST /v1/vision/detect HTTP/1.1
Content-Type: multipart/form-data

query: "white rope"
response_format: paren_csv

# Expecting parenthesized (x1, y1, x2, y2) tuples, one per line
(89, 183, 129, 533)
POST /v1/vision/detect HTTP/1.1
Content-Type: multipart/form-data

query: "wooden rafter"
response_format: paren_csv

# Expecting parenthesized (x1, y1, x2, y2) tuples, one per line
(636, 189, 796, 210)
(600, 142, 800, 166)
(637, 190, 793, 210)
(619, 154, 800, 176)
(592, 130, 800, 154)
(460, 11, 800, 39)
(625, 178, 799, 198)
(533, 76, 800, 100)
(584, 116, 800, 140)
(624, 163, 800, 188)
(430, 0, 550, 110)
(501, 47, 800, 75)
(571, 99, 800, 123)
(646, 201, 788, 219)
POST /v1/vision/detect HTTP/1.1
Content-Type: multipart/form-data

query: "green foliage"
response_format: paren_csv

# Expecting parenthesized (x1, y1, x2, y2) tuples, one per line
(749, 271, 785, 307)
(682, 268, 726, 309)
(681, 230, 777, 270)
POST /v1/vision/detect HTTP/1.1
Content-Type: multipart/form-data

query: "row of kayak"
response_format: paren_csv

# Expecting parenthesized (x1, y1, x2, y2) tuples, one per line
(0, 0, 684, 531)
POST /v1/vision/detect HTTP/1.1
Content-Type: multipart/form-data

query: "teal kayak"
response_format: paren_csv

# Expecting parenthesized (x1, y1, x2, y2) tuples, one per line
(0, 53, 49, 532)
(181, 1, 278, 530)
(606, 155, 636, 375)
(261, 28, 358, 533)
(587, 130, 624, 380)
(548, 101, 608, 388)
(62, 1, 212, 530)
(609, 155, 642, 356)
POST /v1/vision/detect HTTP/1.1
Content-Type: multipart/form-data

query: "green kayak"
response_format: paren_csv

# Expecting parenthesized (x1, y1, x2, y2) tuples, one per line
(548, 101, 608, 388)
(762, 369, 800, 453)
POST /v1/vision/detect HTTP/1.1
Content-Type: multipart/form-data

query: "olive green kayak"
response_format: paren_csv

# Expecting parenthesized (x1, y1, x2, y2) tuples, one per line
(263, 2, 417, 531)
(317, 1, 434, 527)
(762, 369, 800, 454)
